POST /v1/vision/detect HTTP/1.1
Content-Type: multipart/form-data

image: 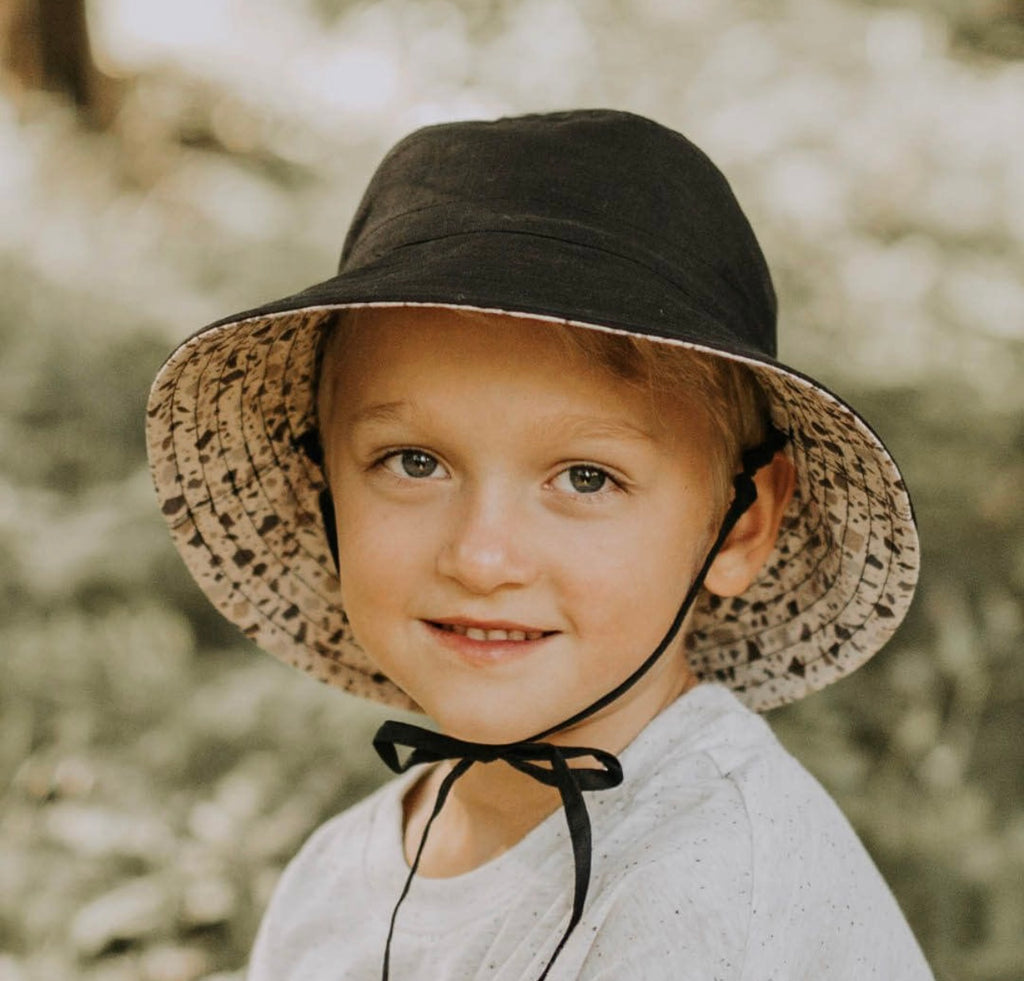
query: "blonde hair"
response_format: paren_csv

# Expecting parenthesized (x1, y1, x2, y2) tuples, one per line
(551, 324, 769, 509)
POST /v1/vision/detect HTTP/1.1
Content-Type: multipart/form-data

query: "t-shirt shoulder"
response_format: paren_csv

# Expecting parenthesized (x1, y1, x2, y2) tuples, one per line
(577, 685, 934, 980)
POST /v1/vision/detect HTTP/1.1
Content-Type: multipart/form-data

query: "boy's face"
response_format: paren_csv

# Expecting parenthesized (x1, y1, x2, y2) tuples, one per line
(320, 307, 723, 747)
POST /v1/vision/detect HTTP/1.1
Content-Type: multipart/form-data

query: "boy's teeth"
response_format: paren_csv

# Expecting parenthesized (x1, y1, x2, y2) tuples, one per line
(443, 624, 544, 642)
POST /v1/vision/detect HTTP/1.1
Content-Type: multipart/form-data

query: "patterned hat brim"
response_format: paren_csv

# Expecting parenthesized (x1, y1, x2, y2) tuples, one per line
(147, 298, 919, 714)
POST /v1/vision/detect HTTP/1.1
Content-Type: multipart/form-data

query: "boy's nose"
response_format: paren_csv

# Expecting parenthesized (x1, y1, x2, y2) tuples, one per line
(435, 487, 536, 595)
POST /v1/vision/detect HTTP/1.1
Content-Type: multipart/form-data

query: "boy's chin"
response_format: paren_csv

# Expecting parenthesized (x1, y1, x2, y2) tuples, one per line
(435, 714, 544, 747)
(404, 678, 569, 747)
(426, 698, 564, 746)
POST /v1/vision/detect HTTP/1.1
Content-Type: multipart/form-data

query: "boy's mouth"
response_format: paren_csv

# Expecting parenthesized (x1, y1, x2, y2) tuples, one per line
(427, 621, 555, 643)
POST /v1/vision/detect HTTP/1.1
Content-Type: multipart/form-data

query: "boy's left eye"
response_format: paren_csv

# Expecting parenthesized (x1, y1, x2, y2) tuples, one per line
(552, 464, 614, 495)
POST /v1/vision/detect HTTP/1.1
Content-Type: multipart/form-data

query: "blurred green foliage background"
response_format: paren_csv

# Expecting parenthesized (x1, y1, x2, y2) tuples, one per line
(1, 1, 1022, 979)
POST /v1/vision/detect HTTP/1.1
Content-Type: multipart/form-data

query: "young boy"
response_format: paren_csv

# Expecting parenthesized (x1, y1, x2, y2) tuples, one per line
(147, 110, 934, 979)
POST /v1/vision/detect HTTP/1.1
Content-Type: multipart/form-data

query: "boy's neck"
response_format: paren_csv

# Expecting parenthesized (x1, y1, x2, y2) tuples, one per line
(401, 670, 700, 878)
(402, 758, 563, 878)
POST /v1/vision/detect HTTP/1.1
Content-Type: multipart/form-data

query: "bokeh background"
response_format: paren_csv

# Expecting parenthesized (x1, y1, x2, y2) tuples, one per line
(1, 1, 1022, 979)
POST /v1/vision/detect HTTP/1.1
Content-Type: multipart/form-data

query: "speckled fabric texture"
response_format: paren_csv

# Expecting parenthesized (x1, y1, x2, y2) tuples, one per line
(246, 684, 935, 979)
(145, 110, 919, 712)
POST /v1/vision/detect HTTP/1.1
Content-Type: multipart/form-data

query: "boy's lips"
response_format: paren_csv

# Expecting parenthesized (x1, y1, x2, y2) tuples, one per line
(422, 618, 559, 658)
(426, 618, 558, 641)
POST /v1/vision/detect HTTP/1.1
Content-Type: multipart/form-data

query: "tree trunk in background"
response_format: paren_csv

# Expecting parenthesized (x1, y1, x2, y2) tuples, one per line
(0, 0, 119, 125)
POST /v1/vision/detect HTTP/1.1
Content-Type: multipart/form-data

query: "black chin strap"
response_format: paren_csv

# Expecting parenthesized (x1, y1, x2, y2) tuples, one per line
(362, 425, 788, 980)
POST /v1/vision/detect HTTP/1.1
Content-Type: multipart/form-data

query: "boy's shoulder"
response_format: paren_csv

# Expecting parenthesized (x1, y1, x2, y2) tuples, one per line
(612, 683, 868, 878)
(587, 683, 903, 931)
(248, 774, 412, 978)
(582, 686, 934, 979)
(623, 681, 798, 800)
(291, 769, 410, 876)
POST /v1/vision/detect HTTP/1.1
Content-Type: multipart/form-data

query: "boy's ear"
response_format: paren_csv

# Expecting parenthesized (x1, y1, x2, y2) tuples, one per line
(704, 451, 796, 598)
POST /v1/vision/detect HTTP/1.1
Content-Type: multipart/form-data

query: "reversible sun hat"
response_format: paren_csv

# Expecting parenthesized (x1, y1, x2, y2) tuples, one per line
(146, 109, 919, 715)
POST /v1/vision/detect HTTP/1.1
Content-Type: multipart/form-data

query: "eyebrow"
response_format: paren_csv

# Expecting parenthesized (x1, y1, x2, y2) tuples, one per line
(347, 401, 411, 427)
(550, 413, 657, 443)
(346, 402, 658, 444)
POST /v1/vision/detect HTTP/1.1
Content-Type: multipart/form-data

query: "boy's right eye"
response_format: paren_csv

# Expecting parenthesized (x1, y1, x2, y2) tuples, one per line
(381, 449, 447, 480)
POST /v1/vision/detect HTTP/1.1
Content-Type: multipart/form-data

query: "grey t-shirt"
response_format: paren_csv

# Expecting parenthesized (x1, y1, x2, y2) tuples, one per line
(248, 684, 934, 980)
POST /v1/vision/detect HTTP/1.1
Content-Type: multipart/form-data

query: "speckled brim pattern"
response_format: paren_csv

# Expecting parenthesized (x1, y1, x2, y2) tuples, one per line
(147, 301, 919, 713)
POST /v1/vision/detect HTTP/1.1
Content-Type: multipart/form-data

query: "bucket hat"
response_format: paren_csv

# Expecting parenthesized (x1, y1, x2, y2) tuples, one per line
(147, 109, 918, 714)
